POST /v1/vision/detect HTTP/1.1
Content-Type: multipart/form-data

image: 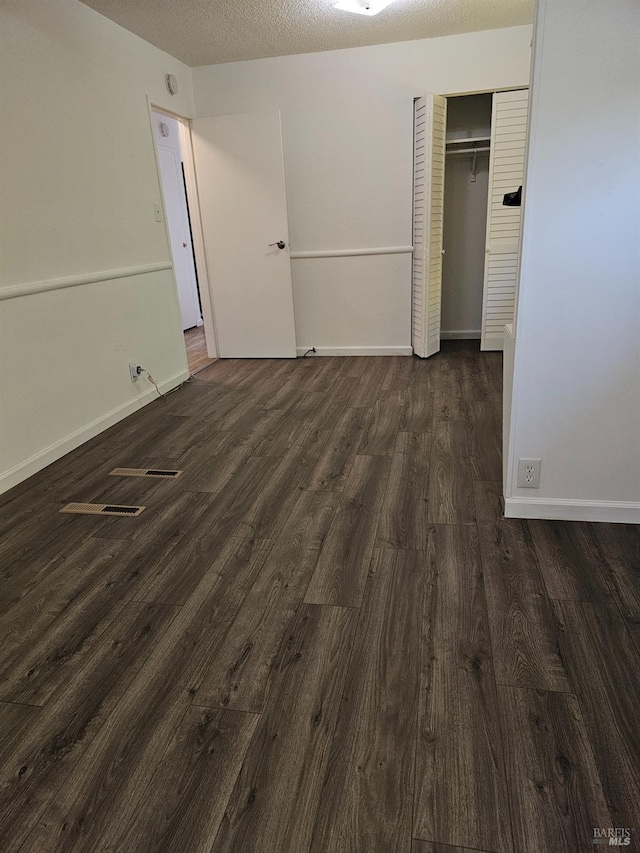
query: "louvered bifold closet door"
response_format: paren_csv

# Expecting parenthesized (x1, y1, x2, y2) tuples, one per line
(412, 94, 447, 358)
(481, 89, 529, 350)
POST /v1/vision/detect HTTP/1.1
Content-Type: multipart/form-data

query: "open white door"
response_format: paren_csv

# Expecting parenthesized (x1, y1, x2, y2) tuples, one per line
(481, 89, 529, 351)
(191, 111, 297, 358)
(157, 144, 202, 331)
(412, 94, 447, 359)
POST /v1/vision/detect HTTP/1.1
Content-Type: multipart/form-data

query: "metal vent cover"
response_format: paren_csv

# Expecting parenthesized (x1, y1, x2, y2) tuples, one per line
(109, 468, 183, 479)
(60, 503, 145, 517)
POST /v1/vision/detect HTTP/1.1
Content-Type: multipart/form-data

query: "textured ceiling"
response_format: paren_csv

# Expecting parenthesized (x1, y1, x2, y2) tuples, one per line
(79, 0, 534, 67)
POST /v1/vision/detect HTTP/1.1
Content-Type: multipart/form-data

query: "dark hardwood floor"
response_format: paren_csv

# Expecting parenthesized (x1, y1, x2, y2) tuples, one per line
(1, 342, 638, 852)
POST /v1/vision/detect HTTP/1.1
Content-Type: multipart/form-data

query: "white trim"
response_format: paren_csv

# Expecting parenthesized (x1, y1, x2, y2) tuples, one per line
(440, 330, 481, 340)
(290, 246, 413, 260)
(0, 262, 172, 301)
(479, 334, 505, 351)
(505, 496, 640, 524)
(296, 345, 413, 357)
(0, 370, 189, 495)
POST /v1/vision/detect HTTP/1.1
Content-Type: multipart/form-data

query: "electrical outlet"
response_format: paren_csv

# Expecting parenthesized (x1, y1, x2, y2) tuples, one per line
(517, 458, 542, 489)
(129, 363, 141, 383)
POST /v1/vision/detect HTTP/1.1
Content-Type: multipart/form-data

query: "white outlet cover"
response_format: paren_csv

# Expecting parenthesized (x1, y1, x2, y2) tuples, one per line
(517, 458, 542, 489)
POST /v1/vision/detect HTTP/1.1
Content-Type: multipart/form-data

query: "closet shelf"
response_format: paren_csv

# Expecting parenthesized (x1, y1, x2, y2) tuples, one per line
(446, 136, 491, 146)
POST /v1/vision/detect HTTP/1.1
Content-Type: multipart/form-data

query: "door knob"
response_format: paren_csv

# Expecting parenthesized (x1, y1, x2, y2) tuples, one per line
(269, 240, 286, 250)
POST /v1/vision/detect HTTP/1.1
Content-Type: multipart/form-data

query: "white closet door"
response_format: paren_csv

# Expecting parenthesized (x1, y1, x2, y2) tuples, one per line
(481, 89, 529, 350)
(412, 94, 447, 358)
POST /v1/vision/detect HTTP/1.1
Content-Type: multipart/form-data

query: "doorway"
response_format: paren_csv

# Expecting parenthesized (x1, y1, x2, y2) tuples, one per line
(151, 108, 217, 374)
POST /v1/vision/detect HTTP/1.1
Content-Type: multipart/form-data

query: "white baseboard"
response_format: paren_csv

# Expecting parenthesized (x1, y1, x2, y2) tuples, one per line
(505, 496, 640, 524)
(440, 330, 481, 340)
(0, 369, 189, 495)
(296, 345, 413, 357)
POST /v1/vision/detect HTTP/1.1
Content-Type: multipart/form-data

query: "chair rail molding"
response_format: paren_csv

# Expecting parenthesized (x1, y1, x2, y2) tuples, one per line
(0, 262, 172, 301)
(290, 246, 413, 260)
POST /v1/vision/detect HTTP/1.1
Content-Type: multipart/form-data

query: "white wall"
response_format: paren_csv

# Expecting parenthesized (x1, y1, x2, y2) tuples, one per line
(0, 0, 195, 493)
(193, 27, 532, 353)
(441, 156, 489, 337)
(505, 0, 640, 522)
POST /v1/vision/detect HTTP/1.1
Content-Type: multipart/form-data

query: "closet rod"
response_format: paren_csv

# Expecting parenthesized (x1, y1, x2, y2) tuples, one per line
(446, 135, 491, 146)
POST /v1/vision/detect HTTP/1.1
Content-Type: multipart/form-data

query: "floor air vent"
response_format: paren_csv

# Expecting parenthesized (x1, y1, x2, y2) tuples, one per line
(109, 468, 183, 479)
(60, 503, 145, 517)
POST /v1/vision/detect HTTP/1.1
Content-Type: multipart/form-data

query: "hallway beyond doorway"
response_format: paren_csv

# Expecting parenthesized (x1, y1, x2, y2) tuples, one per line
(185, 325, 215, 374)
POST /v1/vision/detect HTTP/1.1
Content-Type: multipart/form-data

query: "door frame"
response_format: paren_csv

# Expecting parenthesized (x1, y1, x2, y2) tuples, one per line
(147, 99, 219, 360)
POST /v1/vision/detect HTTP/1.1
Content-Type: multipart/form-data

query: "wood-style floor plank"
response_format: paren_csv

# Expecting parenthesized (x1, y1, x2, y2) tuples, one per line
(116, 707, 258, 853)
(357, 390, 403, 456)
(580, 522, 640, 645)
(433, 361, 464, 421)
(412, 842, 493, 853)
(348, 357, 388, 407)
(474, 481, 572, 691)
(377, 431, 432, 550)
(400, 386, 433, 432)
(302, 406, 370, 492)
(552, 599, 640, 833)
(23, 540, 272, 853)
(498, 686, 611, 853)
(409, 355, 437, 390)
(414, 524, 512, 852)
(0, 537, 149, 706)
(91, 477, 217, 542)
(194, 490, 339, 713)
(304, 455, 390, 607)
(528, 519, 613, 603)
(0, 537, 127, 675)
(465, 400, 502, 481)
(233, 434, 331, 540)
(178, 428, 270, 494)
(0, 701, 42, 775)
(133, 534, 272, 606)
(0, 601, 179, 853)
(210, 604, 356, 853)
(188, 455, 281, 541)
(382, 356, 413, 391)
(427, 420, 475, 524)
(0, 508, 104, 613)
(309, 549, 423, 853)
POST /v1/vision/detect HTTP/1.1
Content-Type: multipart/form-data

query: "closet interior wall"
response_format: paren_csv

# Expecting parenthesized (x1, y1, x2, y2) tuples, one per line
(441, 93, 493, 339)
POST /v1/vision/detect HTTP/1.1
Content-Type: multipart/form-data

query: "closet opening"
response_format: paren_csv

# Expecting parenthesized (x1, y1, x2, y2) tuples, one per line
(441, 93, 493, 344)
(412, 88, 529, 359)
